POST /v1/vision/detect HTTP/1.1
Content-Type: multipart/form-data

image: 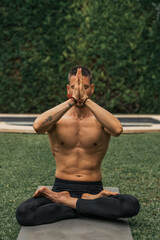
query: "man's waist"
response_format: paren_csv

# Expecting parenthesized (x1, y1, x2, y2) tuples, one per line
(52, 177, 103, 197)
(54, 177, 102, 185)
(55, 169, 102, 182)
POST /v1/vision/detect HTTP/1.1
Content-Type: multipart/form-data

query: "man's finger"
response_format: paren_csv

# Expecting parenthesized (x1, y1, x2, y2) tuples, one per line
(80, 77, 85, 91)
(77, 68, 82, 81)
(33, 189, 39, 198)
(78, 68, 83, 81)
(75, 75, 78, 86)
(77, 68, 81, 77)
(77, 68, 81, 84)
(76, 68, 80, 76)
(33, 187, 44, 198)
(73, 74, 80, 101)
(79, 77, 84, 95)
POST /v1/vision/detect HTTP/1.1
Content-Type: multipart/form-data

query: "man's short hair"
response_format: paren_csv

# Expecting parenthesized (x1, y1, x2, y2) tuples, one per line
(68, 65, 92, 84)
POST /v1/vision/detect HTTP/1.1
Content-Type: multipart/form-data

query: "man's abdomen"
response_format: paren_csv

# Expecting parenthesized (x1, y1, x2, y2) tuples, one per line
(54, 152, 103, 182)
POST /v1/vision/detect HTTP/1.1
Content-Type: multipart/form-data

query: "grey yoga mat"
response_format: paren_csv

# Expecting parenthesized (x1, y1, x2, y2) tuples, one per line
(17, 187, 133, 240)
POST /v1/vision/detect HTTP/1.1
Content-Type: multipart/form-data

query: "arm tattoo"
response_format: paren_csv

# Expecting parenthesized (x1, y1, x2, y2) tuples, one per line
(42, 115, 53, 125)
(68, 102, 75, 108)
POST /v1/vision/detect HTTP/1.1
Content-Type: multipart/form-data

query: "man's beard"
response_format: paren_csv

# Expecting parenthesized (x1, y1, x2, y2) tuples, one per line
(75, 98, 90, 108)
(76, 104, 85, 108)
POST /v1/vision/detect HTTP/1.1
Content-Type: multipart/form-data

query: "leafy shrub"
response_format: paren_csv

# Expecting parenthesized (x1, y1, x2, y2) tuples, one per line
(0, 0, 159, 113)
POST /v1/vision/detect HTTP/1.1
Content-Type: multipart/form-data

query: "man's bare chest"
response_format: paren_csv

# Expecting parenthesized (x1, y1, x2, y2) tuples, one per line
(48, 117, 109, 149)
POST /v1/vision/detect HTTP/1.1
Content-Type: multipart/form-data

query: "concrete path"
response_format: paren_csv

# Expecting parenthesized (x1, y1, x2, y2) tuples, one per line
(0, 114, 160, 134)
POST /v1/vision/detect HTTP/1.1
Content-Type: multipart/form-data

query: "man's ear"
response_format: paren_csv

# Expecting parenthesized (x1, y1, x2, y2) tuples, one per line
(91, 83, 94, 95)
(67, 84, 70, 94)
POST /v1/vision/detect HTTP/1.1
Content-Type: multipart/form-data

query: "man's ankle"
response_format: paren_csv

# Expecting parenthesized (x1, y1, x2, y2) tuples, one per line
(61, 196, 78, 209)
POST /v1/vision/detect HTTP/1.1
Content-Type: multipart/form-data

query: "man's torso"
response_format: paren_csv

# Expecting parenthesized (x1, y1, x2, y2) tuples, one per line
(48, 112, 110, 181)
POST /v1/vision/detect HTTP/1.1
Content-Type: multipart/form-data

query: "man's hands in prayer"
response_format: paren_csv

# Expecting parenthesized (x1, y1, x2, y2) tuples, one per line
(79, 69, 88, 103)
(72, 68, 88, 104)
(72, 69, 80, 101)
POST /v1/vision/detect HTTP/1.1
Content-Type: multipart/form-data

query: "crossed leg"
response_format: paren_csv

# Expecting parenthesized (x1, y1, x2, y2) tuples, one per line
(16, 187, 140, 226)
(16, 195, 78, 226)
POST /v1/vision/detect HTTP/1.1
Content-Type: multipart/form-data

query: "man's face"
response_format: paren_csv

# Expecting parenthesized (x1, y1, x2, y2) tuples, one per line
(67, 75, 94, 108)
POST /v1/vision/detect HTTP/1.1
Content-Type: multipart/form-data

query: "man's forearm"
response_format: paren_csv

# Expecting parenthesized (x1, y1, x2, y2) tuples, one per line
(85, 99, 123, 136)
(33, 99, 75, 133)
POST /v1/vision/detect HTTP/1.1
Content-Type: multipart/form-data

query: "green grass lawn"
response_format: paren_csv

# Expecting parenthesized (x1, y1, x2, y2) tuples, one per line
(0, 132, 160, 240)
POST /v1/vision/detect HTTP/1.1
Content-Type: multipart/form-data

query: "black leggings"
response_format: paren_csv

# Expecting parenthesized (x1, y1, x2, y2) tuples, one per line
(16, 178, 140, 226)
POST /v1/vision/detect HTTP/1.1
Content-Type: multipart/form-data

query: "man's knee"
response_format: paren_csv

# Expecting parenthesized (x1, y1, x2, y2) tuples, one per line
(119, 194, 140, 217)
(16, 202, 35, 226)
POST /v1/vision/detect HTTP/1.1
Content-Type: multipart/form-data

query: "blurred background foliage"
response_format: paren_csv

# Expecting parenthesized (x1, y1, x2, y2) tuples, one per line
(0, 0, 160, 113)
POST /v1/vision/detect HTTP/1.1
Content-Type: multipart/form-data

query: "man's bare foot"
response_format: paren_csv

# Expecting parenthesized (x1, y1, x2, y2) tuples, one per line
(81, 189, 119, 199)
(33, 187, 77, 209)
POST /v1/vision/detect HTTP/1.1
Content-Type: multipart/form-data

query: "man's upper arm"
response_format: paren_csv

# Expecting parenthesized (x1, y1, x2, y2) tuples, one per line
(47, 124, 56, 134)
(104, 127, 112, 136)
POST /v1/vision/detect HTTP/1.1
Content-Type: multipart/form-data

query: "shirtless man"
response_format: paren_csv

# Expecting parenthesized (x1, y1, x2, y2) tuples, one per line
(16, 66, 140, 226)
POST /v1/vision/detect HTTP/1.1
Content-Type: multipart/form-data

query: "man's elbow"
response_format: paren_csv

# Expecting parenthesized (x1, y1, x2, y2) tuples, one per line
(113, 125, 123, 137)
(33, 122, 45, 134)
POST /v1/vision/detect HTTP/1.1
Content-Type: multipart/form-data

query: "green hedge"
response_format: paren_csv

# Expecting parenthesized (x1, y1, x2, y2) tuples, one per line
(0, 0, 160, 113)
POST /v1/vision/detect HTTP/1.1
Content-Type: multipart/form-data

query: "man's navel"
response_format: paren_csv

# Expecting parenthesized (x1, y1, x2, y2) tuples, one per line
(76, 174, 82, 178)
